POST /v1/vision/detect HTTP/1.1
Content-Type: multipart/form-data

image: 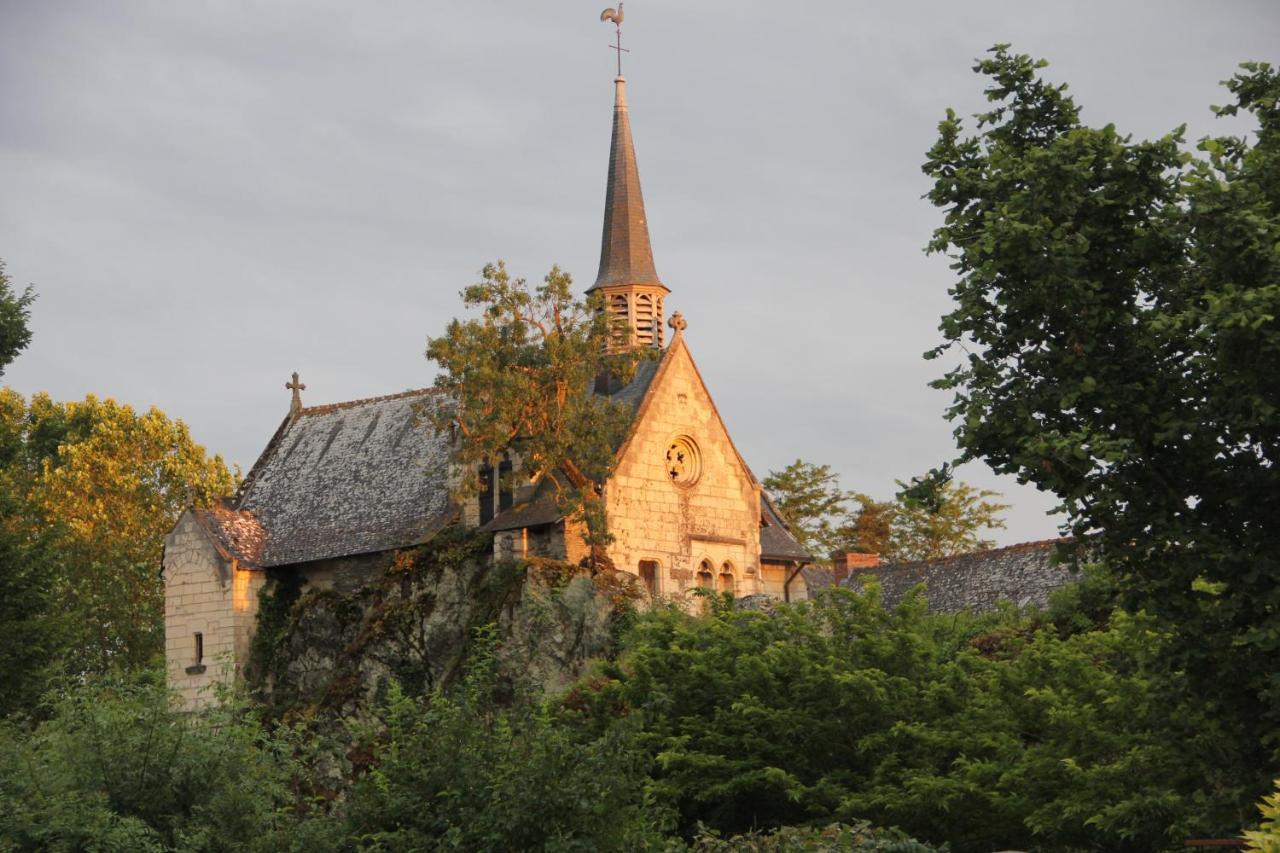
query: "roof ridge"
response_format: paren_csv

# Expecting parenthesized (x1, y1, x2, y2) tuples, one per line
(297, 387, 439, 416)
(883, 537, 1072, 570)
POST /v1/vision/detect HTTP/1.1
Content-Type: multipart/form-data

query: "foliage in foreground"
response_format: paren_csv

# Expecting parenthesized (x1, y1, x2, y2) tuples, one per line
(569, 582, 1255, 851)
(343, 631, 672, 851)
(689, 821, 942, 852)
(0, 672, 320, 852)
(1244, 780, 1280, 852)
(922, 47, 1280, 770)
(2, 579, 1271, 852)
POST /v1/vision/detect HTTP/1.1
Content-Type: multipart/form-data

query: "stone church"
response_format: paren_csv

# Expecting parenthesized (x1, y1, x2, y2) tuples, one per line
(162, 72, 812, 707)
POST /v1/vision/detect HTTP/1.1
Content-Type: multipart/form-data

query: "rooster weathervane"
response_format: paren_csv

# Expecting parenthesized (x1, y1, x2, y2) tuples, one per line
(601, 2, 628, 76)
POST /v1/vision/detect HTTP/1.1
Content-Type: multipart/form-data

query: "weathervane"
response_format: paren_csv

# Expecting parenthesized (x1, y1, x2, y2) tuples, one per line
(601, 2, 627, 76)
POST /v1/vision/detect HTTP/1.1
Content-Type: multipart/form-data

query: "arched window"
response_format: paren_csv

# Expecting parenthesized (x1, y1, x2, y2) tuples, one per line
(718, 562, 736, 595)
(696, 559, 714, 590)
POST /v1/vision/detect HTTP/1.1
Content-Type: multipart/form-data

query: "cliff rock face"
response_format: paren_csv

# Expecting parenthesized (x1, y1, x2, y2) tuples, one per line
(247, 530, 637, 716)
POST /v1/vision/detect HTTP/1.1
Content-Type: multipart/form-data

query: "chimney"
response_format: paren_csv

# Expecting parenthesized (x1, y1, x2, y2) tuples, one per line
(832, 552, 880, 585)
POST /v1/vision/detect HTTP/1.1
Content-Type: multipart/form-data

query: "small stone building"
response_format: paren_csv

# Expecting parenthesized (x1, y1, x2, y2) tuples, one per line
(162, 72, 812, 708)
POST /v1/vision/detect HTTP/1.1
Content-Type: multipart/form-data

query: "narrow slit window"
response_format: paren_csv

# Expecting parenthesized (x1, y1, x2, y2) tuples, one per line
(194, 632, 204, 665)
(639, 560, 659, 596)
(498, 455, 514, 512)
(478, 462, 495, 526)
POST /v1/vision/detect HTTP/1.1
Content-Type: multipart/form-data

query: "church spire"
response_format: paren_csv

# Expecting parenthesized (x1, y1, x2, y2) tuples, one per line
(590, 75, 664, 294)
(588, 69, 670, 350)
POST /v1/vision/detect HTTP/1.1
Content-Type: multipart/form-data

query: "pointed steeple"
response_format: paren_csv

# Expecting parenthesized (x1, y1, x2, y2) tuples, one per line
(590, 76, 669, 350)
(590, 76, 665, 292)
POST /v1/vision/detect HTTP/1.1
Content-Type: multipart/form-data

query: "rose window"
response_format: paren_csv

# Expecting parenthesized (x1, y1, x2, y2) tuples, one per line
(665, 436, 701, 485)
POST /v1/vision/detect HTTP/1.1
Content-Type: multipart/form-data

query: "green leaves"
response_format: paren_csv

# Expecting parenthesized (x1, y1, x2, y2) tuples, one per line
(566, 587, 1232, 849)
(427, 261, 651, 550)
(0, 259, 35, 378)
(922, 47, 1280, 813)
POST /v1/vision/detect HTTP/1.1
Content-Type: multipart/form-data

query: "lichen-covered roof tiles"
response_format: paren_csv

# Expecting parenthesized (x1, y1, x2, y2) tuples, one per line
(759, 494, 813, 562)
(841, 538, 1079, 613)
(208, 389, 456, 567)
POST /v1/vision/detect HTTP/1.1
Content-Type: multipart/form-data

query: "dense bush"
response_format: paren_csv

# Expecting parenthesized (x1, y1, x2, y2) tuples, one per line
(566, 582, 1251, 851)
(0, 671, 319, 851)
(1, 584, 1267, 852)
(344, 630, 672, 851)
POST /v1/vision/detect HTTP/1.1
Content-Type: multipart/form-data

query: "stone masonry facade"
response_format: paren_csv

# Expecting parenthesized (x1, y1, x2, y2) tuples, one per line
(605, 338, 767, 597)
(163, 511, 265, 709)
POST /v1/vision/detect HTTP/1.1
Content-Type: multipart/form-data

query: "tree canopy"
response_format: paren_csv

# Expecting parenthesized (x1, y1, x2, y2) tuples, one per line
(0, 260, 35, 377)
(0, 391, 237, 698)
(426, 261, 650, 555)
(922, 48, 1280, 774)
(763, 459, 1007, 563)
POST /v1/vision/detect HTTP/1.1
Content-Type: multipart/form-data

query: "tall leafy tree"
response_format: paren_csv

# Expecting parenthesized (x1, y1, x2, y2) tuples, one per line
(762, 459, 851, 557)
(881, 477, 1008, 563)
(765, 460, 1006, 563)
(0, 391, 236, 682)
(426, 261, 649, 560)
(922, 49, 1280, 774)
(0, 260, 35, 377)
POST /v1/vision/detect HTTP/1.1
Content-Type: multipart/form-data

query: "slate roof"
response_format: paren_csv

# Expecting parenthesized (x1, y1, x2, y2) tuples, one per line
(759, 494, 813, 562)
(840, 539, 1079, 613)
(200, 389, 455, 568)
(588, 77, 665, 293)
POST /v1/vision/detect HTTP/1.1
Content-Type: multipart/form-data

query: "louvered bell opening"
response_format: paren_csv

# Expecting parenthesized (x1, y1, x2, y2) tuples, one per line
(634, 293, 655, 347)
(609, 293, 631, 347)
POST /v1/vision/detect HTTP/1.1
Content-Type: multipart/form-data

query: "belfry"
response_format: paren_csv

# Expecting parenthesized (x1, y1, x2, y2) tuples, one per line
(588, 74, 669, 349)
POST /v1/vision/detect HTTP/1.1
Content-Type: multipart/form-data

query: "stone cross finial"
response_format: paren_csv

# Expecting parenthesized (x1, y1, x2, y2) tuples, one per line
(286, 372, 306, 415)
(668, 311, 687, 334)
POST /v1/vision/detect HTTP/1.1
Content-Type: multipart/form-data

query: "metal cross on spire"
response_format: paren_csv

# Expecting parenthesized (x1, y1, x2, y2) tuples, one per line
(600, 2, 627, 76)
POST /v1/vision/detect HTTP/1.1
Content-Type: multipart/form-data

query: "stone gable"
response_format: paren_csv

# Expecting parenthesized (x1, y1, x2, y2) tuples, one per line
(606, 335, 765, 596)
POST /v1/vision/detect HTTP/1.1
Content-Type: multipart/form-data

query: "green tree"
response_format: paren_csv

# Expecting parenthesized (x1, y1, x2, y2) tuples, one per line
(0, 671, 324, 851)
(841, 493, 896, 557)
(921, 48, 1280, 781)
(571, 589, 1243, 850)
(0, 391, 237, 686)
(426, 261, 650, 560)
(887, 477, 1008, 562)
(345, 632, 672, 850)
(0, 260, 35, 377)
(765, 460, 1006, 563)
(763, 459, 851, 557)
(1244, 780, 1280, 851)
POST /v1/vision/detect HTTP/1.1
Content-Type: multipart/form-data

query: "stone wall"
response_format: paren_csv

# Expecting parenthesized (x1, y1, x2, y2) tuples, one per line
(605, 339, 764, 599)
(162, 510, 265, 709)
(842, 540, 1079, 613)
(760, 561, 806, 600)
(248, 533, 624, 714)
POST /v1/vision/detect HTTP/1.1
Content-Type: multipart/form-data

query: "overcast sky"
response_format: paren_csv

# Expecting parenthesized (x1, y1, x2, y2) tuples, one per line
(2, 1, 1277, 545)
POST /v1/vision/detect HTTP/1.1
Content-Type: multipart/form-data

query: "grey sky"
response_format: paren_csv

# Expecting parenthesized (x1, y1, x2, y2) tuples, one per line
(2, 1, 1277, 545)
